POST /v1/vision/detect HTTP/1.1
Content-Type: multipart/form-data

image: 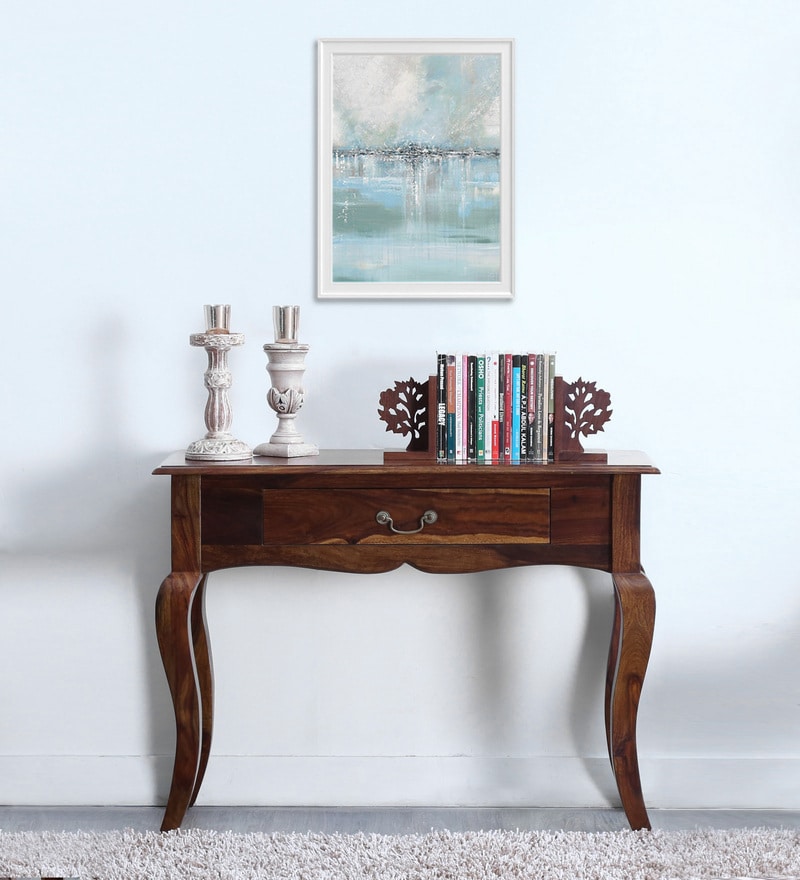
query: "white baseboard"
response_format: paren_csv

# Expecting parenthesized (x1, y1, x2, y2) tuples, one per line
(1, 755, 798, 810)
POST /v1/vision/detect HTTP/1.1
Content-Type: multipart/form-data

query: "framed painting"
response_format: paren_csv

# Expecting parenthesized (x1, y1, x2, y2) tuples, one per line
(317, 38, 514, 299)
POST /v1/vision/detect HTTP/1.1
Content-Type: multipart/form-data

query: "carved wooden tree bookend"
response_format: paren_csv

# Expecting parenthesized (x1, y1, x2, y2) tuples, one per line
(554, 376, 612, 463)
(377, 376, 434, 454)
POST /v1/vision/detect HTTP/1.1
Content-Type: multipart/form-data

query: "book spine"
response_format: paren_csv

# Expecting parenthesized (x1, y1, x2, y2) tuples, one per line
(461, 354, 469, 461)
(519, 354, 528, 461)
(487, 353, 499, 461)
(446, 354, 456, 462)
(454, 353, 464, 462)
(535, 353, 545, 463)
(527, 353, 537, 462)
(511, 354, 521, 461)
(497, 353, 505, 462)
(467, 355, 477, 462)
(547, 352, 556, 462)
(476, 354, 486, 462)
(503, 353, 513, 461)
(436, 353, 447, 461)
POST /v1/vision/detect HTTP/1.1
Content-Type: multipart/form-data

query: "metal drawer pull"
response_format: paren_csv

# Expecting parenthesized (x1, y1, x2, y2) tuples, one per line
(376, 509, 438, 534)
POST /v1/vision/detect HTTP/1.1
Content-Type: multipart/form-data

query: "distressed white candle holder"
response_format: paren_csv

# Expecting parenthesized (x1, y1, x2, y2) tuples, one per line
(253, 343, 319, 458)
(185, 306, 251, 461)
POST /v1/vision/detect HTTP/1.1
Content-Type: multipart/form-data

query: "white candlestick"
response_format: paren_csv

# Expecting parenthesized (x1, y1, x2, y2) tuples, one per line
(185, 306, 251, 461)
(253, 342, 318, 458)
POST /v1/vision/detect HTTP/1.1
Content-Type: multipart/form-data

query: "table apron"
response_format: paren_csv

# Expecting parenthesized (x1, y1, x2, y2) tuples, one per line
(199, 543, 613, 574)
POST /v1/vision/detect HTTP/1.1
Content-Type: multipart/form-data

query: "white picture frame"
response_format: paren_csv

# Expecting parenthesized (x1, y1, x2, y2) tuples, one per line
(317, 38, 514, 300)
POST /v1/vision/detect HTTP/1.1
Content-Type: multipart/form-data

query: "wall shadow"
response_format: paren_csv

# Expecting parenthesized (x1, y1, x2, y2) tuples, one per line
(568, 568, 619, 802)
(466, 565, 620, 806)
(3, 316, 180, 798)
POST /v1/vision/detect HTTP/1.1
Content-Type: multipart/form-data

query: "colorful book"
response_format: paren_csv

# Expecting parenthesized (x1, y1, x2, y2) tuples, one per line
(461, 354, 469, 461)
(503, 353, 513, 461)
(436, 353, 447, 461)
(547, 352, 556, 461)
(476, 353, 486, 462)
(446, 354, 457, 462)
(497, 353, 506, 462)
(519, 355, 528, 461)
(467, 355, 477, 462)
(511, 355, 522, 461)
(454, 353, 464, 462)
(535, 353, 546, 462)
(527, 353, 537, 462)
(487, 353, 500, 461)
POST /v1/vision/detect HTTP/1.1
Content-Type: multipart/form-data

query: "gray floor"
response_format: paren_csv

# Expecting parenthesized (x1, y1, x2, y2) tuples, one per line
(0, 807, 798, 834)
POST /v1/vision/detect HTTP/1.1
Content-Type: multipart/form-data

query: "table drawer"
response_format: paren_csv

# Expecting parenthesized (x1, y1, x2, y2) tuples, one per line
(262, 488, 550, 545)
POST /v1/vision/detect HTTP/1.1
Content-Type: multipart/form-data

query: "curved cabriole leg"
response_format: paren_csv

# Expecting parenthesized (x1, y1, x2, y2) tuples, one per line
(606, 571, 656, 831)
(605, 591, 622, 766)
(156, 571, 204, 832)
(189, 574, 213, 807)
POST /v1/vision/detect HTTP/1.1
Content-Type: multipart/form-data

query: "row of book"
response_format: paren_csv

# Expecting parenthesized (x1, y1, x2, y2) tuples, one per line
(435, 352, 556, 463)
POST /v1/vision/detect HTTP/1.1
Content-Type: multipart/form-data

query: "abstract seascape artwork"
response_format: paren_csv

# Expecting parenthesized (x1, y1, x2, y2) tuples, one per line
(318, 39, 514, 299)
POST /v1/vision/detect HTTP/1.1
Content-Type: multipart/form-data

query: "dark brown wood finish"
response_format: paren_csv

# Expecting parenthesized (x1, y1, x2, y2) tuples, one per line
(154, 450, 659, 832)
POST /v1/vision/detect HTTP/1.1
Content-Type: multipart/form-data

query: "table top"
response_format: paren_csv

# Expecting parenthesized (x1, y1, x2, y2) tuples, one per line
(154, 449, 659, 476)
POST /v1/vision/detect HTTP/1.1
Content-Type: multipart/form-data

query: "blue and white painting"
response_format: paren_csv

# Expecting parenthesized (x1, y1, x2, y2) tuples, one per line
(331, 52, 502, 284)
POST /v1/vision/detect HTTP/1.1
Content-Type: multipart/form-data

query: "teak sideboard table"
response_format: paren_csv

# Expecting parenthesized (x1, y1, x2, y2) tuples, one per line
(153, 449, 659, 832)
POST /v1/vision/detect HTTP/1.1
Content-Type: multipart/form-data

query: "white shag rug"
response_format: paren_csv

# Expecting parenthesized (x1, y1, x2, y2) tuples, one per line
(1, 828, 799, 880)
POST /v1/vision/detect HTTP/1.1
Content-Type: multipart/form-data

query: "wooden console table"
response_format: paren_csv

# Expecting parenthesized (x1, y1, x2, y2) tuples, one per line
(154, 449, 658, 832)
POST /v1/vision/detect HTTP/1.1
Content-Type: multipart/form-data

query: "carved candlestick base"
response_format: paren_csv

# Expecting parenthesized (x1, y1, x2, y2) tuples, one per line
(253, 343, 319, 458)
(186, 331, 252, 461)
